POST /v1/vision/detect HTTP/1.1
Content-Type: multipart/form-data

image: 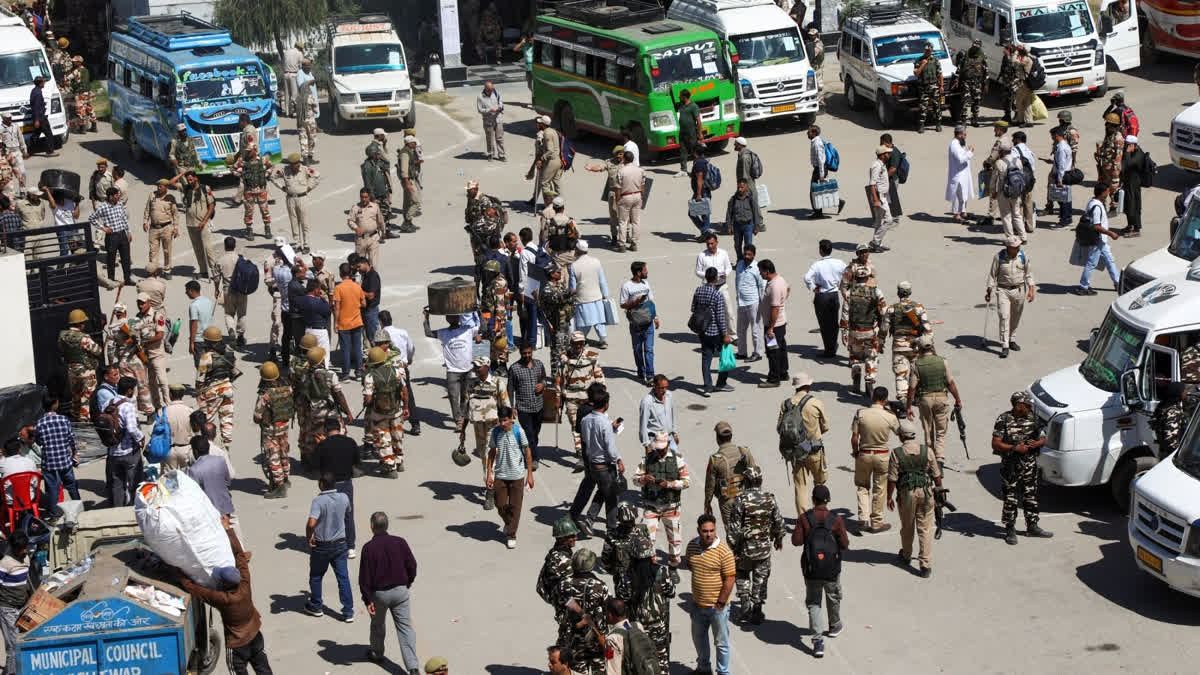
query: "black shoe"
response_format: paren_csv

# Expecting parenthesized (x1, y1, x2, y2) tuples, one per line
(750, 607, 765, 625)
(919, 566, 932, 578)
(714, 384, 735, 392)
(896, 550, 911, 565)
(808, 211, 828, 219)
(1000, 348, 1009, 359)
(837, 199, 846, 214)
(669, 566, 681, 584)
(813, 638, 825, 658)
(1027, 524, 1054, 538)
(409, 424, 421, 436)
(366, 649, 383, 664)
(1071, 287, 1098, 296)
(917, 127, 925, 134)
(757, 379, 780, 388)
(236, 334, 246, 348)
(868, 243, 889, 253)
(1004, 523, 1018, 545)
(936, 125, 943, 132)
(1008, 341, 1021, 352)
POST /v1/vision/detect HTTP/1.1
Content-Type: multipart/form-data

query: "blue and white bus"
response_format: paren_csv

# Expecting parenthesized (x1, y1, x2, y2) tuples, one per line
(108, 13, 281, 175)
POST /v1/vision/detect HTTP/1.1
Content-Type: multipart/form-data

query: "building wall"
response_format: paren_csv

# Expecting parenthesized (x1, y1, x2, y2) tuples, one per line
(2, 251, 36, 388)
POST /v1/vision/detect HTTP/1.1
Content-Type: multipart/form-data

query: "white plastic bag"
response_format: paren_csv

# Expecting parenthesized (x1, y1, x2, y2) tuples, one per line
(134, 470, 234, 588)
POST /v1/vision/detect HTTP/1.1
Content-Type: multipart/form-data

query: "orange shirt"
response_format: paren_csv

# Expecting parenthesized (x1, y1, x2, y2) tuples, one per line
(332, 280, 365, 332)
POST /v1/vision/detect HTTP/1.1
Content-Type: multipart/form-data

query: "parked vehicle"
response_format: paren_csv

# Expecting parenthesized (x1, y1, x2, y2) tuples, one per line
(327, 14, 415, 131)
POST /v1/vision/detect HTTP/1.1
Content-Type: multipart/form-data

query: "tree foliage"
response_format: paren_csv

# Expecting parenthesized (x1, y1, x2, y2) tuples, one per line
(214, 0, 329, 61)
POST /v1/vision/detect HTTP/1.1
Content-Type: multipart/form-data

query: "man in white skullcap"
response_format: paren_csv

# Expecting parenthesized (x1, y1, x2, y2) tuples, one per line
(569, 240, 610, 348)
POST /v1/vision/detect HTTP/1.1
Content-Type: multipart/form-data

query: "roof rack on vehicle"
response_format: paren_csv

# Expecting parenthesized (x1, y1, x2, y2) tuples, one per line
(844, 3, 927, 27)
(327, 13, 395, 36)
(124, 12, 231, 51)
(549, 0, 666, 29)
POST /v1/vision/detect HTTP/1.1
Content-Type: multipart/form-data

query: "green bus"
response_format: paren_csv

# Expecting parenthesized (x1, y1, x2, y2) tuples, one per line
(532, 2, 740, 160)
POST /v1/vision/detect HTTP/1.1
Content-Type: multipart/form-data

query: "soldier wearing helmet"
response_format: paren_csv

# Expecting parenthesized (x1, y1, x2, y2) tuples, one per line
(480, 261, 512, 375)
(840, 263, 888, 395)
(1096, 112, 1125, 211)
(726, 462, 784, 624)
(103, 303, 153, 418)
(559, 548, 611, 674)
(839, 243, 875, 295)
(57, 309, 102, 421)
(539, 516, 580, 645)
(887, 418, 942, 578)
(197, 325, 238, 445)
(468, 355, 509, 509)
(600, 501, 642, 601)
(253, 361, 294, 498)
(905, 334, 963, 468)
(992, 390, 1052, 545)
(359, 136, 392, 236)
(633, 430, 690, 583)
(539, 263, 575, 380)
(627, 522, 675, 672)
(363, 344, 406, 476)
(881, 281, 932, 404)
(557, 331, 604, 465)
(295, 346, 352, 469)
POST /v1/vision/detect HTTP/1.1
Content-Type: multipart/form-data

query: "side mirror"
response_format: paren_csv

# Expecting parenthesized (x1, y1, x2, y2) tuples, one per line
(1101, 14, 1113, 35)
(1120, 369, 1143, 410)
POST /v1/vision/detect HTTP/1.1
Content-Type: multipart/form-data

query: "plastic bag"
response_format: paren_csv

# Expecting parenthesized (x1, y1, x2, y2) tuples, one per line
(718, 343, 736, 373)
(135, 471, 234, 588)
(1031, 95, 1048, 121)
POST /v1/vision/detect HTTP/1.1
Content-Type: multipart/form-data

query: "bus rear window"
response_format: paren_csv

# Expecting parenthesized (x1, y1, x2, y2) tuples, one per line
(648, 40, 728, 91)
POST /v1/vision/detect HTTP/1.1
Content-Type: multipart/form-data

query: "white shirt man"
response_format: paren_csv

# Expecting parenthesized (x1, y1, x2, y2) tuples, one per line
(623, 138, 640, 166)
(804, 243, 848, 358)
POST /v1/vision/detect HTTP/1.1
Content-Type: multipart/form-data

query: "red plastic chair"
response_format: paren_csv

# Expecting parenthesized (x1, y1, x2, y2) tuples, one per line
(0, 471, 44, 533)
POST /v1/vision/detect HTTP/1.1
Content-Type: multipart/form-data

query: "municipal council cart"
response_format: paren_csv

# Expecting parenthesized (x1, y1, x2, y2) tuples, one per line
(14, 541, 220, 675)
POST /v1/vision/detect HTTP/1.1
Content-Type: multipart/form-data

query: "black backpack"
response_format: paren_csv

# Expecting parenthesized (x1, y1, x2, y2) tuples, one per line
(687, 303, 712, 336)
(1018, 152, 1036, 194)
(1075, 204, 1102, 247)
(612, 624, 659, 675)
(230, 255, 260, 295)
(1143, 153, 1158, 188)
(1025, 56, 1046, 90)
(91, 395, 127, 447)
(801, 511, 842, 581)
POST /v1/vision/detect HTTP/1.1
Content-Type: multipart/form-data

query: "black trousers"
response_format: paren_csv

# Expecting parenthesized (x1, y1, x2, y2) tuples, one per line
(570, 463, 619, 531)
(766, 324, 789, 382)
(1125, 184, 1143, 231)
(405, 374, 418, 427)
(228, 631, 273, 674)
(29, 115, 56, 153)
(105, 452, 141, 508)
(517, 410, 543, 461)
(280, 312, 296, 355)
(105, 232, 132, 283)
(814, 292, 840, 356)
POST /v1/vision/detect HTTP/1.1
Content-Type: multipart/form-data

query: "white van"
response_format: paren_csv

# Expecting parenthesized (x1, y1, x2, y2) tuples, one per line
(327, 14, 414, 131)
(1028, 262, 1200, 510)
(1169, 100, 1200, 174)
(667, 0, 818, 125)
(1128, 421, 1200, 598)
(0, 9, 68, 146)
(1119, 198, 1200, 294)
(942, 0, 1139, 98)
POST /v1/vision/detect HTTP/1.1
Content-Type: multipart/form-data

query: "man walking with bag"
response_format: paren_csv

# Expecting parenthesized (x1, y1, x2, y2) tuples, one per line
(1072, 184, 1121, 296)
(778, 373, 829, 518)
(792, 484, 848, 659)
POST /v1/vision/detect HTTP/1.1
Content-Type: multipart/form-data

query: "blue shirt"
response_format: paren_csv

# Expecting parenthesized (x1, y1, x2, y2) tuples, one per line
(272, 265, 293, 311)
(189, 295, 215, 333)
(294, 295, 331, 330)
(309, 489, 350, 542)
(35, 411, 76, 471)
(735, 260, 765, 307)
(95, 382, 117, 413)
(580, 411, 621, 465)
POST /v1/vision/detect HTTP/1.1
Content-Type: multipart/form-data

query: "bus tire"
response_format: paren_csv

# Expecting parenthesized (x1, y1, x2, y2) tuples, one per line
(629, 124, 657, 163)
(1110, 453, 1157, 512)
(124, 123, 144, 161)
(555, 102, 578, 141)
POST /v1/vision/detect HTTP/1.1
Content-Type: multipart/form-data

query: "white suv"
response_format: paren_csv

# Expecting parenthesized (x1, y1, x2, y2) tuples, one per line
(838, 5, 961, 128)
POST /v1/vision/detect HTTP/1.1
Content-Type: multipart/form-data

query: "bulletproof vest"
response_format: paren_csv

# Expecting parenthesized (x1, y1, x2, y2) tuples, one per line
(890, 300, 920, 336)
(965, 53, 986, 79)
(399, 146, 420, 180)
(265, 384, 295, 424)
(302, 366, 332, 403)
(243, 158, 267, 188)
(58, 329, 96, 368)
(641, 452, 681, 504)
(914, 354, 948, 394)
(632, 564, 670, 625)
(205, 348, 235, 383)
(918, 58, 940, 84)
(182, 183, 212, 218)
(563, 353, 595, 393)
(894, 443, 932, 496)
(716, 446, 749, 502)
(847, 284, 879, 330)
(173, 138, 198, 166)
(547, 215, 573, 251)
(369, 363, 400, 414)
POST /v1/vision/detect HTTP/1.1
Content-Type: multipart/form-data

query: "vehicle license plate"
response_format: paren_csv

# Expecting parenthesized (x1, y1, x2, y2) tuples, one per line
(1137, 546, 1163, 573)
(1058, 77, 1084, 87)
(771, 103, 795, 113)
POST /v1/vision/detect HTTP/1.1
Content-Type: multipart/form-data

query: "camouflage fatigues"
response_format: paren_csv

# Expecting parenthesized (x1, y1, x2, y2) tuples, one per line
(297, 365, 343, 463)
(809, 37, 825, 108)
(198, 345, 237, 446)
(363, 361, 405, 470)
(168, 135, 200, 174)
(396, 145, 422, 228)
(1095, 128, 1124, 207)
(541, 212, 577, 270)
(238, 155, 272, 232)
(630, 562, 675, 673)
(540, 281, 575, 376)
(65, 64, 95, 132)
(998, 52, 1019, 120)
(468, 372, 508, 477)
(537, 544, 575, 644)
(290, 356, 312, 458)
(296, 75, 318, 160)
(561, 348, 604, 456)
(104, 320, 153, 416)
(465, 194, 506, 273)
(916, 55, 943, 129)
(992, 410, 1045, 527)
(361, 155, 391, 221)
(841, 283, 887, 391)
(1151, 399, 1187, 457)
(480, 276, 511, 367)
(633, 449, 691, 561)
(600, 527, 637, 601)
(1182, 344, 1200, 384)
(559, 572, 610, 675)
(727, 487, 784, 611)
(955, 49, 988, 125)
(58, 328, 101, 421)
(254, 383, 294, 488)
(881, 298, 931, 402)
(839, 261, 876, 295)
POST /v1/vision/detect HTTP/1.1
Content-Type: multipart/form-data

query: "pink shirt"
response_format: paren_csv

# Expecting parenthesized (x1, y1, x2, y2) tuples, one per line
(761, 274, 789, 328)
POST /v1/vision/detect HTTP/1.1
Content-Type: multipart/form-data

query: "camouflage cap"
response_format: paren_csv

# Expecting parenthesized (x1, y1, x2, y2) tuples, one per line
(616, 501, 638, 524)
(571, 548, 597, 573)
(916, 334, 934, 349)
(897, 280, 912, 294)
(552, 516, 580, 539)
(473, 355, 491, 369)
(373, 328, 391, 343)
(742, 464, 763, 483)
(1011, 390, 1033, 406)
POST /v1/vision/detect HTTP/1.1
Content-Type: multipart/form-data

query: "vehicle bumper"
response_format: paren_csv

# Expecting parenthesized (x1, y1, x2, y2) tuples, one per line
(649, 124, 740, 152)
(739, 91, 819, 122)
(1038, 68, 1105, 97)
(1170, 144, 1200, 173)
(884, 92, 961, 111)
(21, 111, 68, 138)
(337, 99, 413, 121)
(1129, 523, 1200, 597)
(1038, 447, 1104, 486)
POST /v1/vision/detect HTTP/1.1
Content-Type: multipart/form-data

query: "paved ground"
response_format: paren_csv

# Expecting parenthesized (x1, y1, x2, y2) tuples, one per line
(31, 52, 1200, 673)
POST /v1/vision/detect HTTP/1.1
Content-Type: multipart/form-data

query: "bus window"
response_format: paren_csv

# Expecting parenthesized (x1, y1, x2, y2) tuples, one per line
(538, 42, 556, 68)
(604, 59, 619, 86)
(120, 63, 131, 89)
(850, 37, 863, 61)
(978, 8, 996, 35)
(561, 49, 576, 75)
(158, 79, 174, 108)
(574, 51, 589, 77)
(139, 73, 153, 98)
(620, 65, 637, 90)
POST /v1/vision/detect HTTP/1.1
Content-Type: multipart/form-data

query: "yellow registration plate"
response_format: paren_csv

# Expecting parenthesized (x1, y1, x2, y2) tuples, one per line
(366, 106, 389, 115)
(1183, 158, 1200, 170)
(771, 103, 796, 113)
(1058, 77, 1084, 88)
(20, 125, 31, 133)
(1137, 546, 1163, 573)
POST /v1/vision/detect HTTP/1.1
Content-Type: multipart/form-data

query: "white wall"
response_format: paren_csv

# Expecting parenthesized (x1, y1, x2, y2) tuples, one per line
(0, 251, 35, 388)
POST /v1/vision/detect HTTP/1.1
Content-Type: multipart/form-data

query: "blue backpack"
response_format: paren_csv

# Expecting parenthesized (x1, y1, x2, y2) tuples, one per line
(703, 159, 722, 191)
(559, 134, 577, 171)
(145, 407, 172, 463)
(895, 148, 910, 184)
(824, 141, 840, 172)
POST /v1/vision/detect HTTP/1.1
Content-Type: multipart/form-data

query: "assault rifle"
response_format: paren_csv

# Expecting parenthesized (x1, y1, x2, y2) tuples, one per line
(933, 487, 957, 540)
(950, 405, 970, 459)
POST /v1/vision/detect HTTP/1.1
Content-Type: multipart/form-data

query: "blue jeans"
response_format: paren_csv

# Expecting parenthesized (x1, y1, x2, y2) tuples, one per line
(520, 298, 540, 347)
(630, 323, 655, 379)
(308, 540, 353, 618)
(700, 334, 729, 391)
(1057, 200, 1072, 227)
(1079, 241, 1120, 290)
(731, 220, 754, 260)
(690, 212, 711, 234)
(41, 467, 80, 517)
(690, 604, 731, 674)
(364, 305, 380, 342)
(339, 329, 363, 376)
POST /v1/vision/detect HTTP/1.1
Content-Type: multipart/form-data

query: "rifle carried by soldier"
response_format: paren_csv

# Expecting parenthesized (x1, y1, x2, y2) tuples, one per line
(950, 404, 970, 459)
(933, 487, 957, 540)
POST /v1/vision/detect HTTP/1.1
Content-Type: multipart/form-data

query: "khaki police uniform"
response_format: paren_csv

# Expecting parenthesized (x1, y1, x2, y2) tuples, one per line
(888, 438, 941, 568)
(397, 146, 422, 230)
(179, 181, 216, 279)
(271, 164, 321, 251)
(348, 200, 385, 268)
(616, 163, 645, 250)
(908, 354, 956, 463)
(851, 404, 899, 530)
(986, 248, 1034, 350)
(778, 391, 830, 515)
(143, 193, 179, 272)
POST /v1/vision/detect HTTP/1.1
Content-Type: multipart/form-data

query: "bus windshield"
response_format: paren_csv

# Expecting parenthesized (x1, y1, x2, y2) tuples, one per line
(334, 43, 406, 74)
(1170, 199, 1200, 261)
(0, 49, 50, 88)
(180, 62, 268, 106)
(732, 28, 807, 68)
(648, 39, 729, 91)
(873, 33, 948, 64)
(1015, 1, 1094, 42)
(1079, 310, 1146, 392)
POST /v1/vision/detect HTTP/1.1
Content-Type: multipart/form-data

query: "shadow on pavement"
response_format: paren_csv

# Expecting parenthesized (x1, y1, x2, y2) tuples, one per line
(421, 480, 485, 505)
(1075, 519, 1200, 625)
(446, 519, 502, 542)
(944, 334, 993, 355)
(274, 531, 310, 553)
(842, 546, 901, 567)
(268, 591, 310, 615)
(485, 666, 543, 675)
(529, 503, 571, 528)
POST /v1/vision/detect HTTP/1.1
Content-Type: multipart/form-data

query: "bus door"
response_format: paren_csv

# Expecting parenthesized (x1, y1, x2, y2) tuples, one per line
(1100, 0, 1141, 70)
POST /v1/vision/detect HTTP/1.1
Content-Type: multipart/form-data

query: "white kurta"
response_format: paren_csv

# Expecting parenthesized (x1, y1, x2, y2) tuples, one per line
(946, 138, 975, 213)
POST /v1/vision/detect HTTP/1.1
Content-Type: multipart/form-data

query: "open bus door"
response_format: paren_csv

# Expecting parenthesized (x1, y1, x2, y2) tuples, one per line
(1100, 0, 1141, 70)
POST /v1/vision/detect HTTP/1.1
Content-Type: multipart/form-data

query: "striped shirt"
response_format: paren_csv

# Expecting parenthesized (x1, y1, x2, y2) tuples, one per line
(488, 423, 529, 481)
(88, 202, 131, 234)
(684, 537, 735, 608)
(0, 553, 30, 608)
(111, 398, 144, 456)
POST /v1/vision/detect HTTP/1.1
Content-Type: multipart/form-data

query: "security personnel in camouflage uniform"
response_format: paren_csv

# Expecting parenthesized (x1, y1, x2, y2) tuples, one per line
(881, 281, 931, 404)
(558, 548, 611, 675)
(1096, 112, 1125, 211)
(253, 360, 294, 499)
(839, 244, 876, 296)
(291, 334, 319, 465)
(58, 309, 102, 421)
(296, 346, 352, 469)
(914, 42, 944, 133)
(992, 391, 1053, 545)
(541, 196, 578, 270)
(168, 123, 199, 175)
(806, 27, 825, 110)
(1151, 382, 1189, 458)
(539, 265, 575, 378)
(905, 335, 963, 465)
(361, 141, 392, 227)
(464, 180, 507, 291)
(954, 39, 988, 127)
(628, 525, 675, 673)
(704, 421, 759, 531)
(481, 267, 512, 373)
(600, 501, 640, 601)
(726, 464, 784, 624)
(633, 430, 690, 576)
(396, 135, 422, 233)
(237, 146, 272, 239)
(197, 326, 238, 446)
(998, 44, 1018, 123)
(557, 332, 604, 458)
(105, 304, 153, 418)
(841, 266, 888, 395)
(887, 419, 941, 578)
(363, 345, 407, 476)
(65, 56, 96, 133)
(468, 356, 509, 509)
(538, 516, 579, 645)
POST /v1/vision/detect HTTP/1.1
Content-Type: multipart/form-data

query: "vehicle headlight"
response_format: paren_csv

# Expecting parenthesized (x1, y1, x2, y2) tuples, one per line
(722, 100, 737, 119)
(1094, 48, 1104, 65)
(1046, 415, 1068, 450)
(890, 83, 908, 96)
(1186, 520, 1200, 557)
(806, 72, 815, 90)
(740, 81, 754, 99)
(190, 134, 206, 150)
(337, 93, 357, 105)
(394, 90, 409, 101)
(50, 96, 61, 114)
(649, 111, 675, 131)
(263, 126, 279, 140)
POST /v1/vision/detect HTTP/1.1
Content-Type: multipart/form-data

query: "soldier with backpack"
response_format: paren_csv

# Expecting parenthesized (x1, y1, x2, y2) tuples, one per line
(604, 598, 660, 675)
(600, 502, 641, 601)
(791, 484, 848, 659)
(559, 549, 611, 675)
(539, 517, 580, 646)
(887, 419, 942, 578)
(197, 326, 238, 446)
(881, 281, 931, 405)
(252, 360, 294, 499)
(841, 266, 887, 395)
(627, 524, 675, 673)
(777, 373, 829, 517)
(703, 421, 758, 531)
(726, 465, 784, 625)
(296, 346, 352, 470)
(364, 346, 406, 477)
